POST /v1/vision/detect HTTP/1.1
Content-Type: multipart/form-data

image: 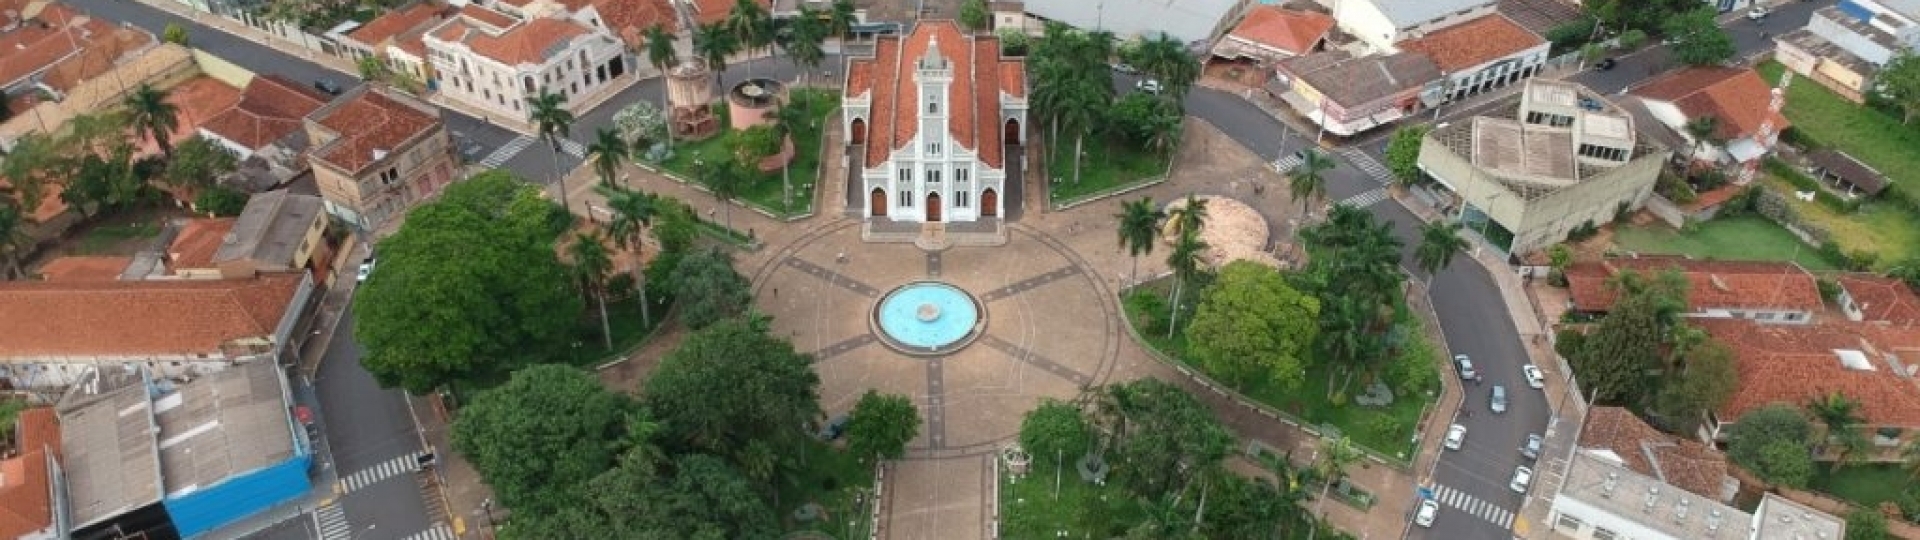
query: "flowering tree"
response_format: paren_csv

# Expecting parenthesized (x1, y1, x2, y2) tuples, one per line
(613, 101, 667, 152)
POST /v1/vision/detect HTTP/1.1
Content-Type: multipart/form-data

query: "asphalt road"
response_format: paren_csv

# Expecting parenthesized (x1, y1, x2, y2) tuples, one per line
(1566, 1, 1828, 95)
(312, 308, 438, 539)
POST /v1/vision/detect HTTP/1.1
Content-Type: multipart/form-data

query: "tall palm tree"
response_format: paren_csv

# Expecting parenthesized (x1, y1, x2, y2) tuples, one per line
(123, 83, 180, 158)
(1308, 437, 1363, 540)
(725, 0, 770, 77)
(1057, 77, 1107, 185)
(826, 0, 855, 43)
(1414, 220, 1470, 280)
(1807, 392, 1869, 470)
(587, 127, 630, 188)
(1289, 149, 1335, 217)
(694, 23, 740, 87)
(568, 231, 616, 350)
(1132, 34, 1199, 99)
(1114, 197, 1164, 286)
(528, 90, 576, 213)
(1165, 227, 1208, 339)
(598, 185, 658, 328)
(643, 24, 678, 150)
(786, 7, 828, 84)
(1168, 193, 1208, 238)
(705, 159, 747, 233)
(771, 100, 812, 210)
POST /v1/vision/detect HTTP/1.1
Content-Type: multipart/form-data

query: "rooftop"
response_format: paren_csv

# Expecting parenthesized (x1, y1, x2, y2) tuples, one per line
(1396, 14, 1543, 72)
(846, 20, 1023, 170)
(154, 361, 297, 498)
(34, 256, 133, 281)
(1806, 149, 1887, 195)
(199, 75, 331, 150)
(307, 88, 441, 174)
(346, 2, 452, 46)
(1276, 49, 1442, 109)
(1359, 0, 1495, 29)
(0, 272, 307, 359)
(213, 190, 325, 266)
(0, 408, 60, 539)
(1632, 66, 1790, 142)
(170, 217, 239, 271)
(0, 4, 115, 89)
(1577, 407, 1735, 503)
(1565, 256, 1823, 314)
(1496, 0, 1585, 36)
(1778, 25, 1879, 76)
(1695, 318, 1920, 428)
(1023, 0, 1241, 43)
(1753, 492, 1847, 540)
(1555, 451, 1755, 540)
(429, 10, 599, 66)
(58, 377, 162, 529)
(1223, 6, 1334, 56)
(1836, 273, 1920, 325)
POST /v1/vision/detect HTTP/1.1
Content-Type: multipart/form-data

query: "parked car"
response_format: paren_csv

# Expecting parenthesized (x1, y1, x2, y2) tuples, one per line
(1510, 466, 1534, 493)
(1414, 499, 1439, 527)
(1523, 364, 1546, 389)
(1748, 6, 1769, 20)
(1445, 424, 1467, 450)
(1522, 433, 1543, 460)
(313, 79, 344, 96)
(817, 414, 851, 440)
(1453, 354, 1478, 380)
(1135, 79, 1163, 94)
(356, 257, 376, 282)
(1596, 57, 1618, 71)
(1490, 385, 1508, 414)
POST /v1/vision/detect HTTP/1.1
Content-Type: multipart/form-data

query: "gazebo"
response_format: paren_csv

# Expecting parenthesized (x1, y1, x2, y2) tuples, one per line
(1807, 150, 1886, 198)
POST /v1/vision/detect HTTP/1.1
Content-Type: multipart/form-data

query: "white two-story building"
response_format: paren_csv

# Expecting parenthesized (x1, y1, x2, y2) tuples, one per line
(423, 4, 628, 119)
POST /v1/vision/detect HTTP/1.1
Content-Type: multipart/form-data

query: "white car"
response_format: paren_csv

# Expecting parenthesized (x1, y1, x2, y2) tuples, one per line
(356, 257, 376, 282)
(1453, 354, 1478, 380)
(1510, 466, 1534, 494)
(1135, 79, 1163, 94)
(1414, 499, 1439, 527)
(1523, 364, 1546, 389)
(1747, 6, 1769, 20)
(1444, 424, 1467, 450)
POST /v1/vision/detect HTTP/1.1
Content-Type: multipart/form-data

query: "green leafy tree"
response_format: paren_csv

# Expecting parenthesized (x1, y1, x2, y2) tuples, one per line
(645, 318, 821, 477)
(1018, 399, 1093, 479)
(958, 0, 990, 32)
(1186, 261, 1320, 391)
(587, 127, 629, 188)
(528, 90, 576, 212)
(357, 55, 391, 82)
(1807, 392, 1871, 472)
(163, 23, 189, 45)
(568, 232, 616, 350)
(123, 84, 180, 158)
(1288, 149, 1335, 216)
(847, 390, 922, 462)
(671, 247, 753, 329)
(613, 100, 667, 155)
(1106, 93, 1181, 153)
(1725, 403, 1815, 487)
(1682, 115, 1721, 159)
(194, 186, 249, 217)
(1652, 338, 1738, 426)
(1414, 220, 1469, 279)
(354, 176, 581, 393)
(451, 364, 631, 513)
(827, 0, 856, 42)
(1846, 508, 1891, 540)
(1114, 196, 1165, 285)
(1385, 124, 1432, 187)
(0, 202, 28, 279)
(605, 453, 781, 538)
(1098, 380, 1234, 500)
(163, 136, 239, 189)
(1877, 51, 1920, 125)
(702, 159, 748, 233)
(1164, 227, 1209, 339)
(1568, 269, 1687, 403)
(1661, 7, 1735, 66)
(63, 147, 143, 217)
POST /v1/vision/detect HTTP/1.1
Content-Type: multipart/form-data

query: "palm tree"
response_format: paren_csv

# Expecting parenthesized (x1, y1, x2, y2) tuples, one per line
(123, 83, 180, 158)
(1807, 392, 1869, 470)
(1683, 115, 1720, 159)
(1308, 437, 1363, 540)
(568, 231, 616, 350)
(694, 23, 740, 87)
(1114, 197, 1165, 286)
(1132, 34, 1199, 99)
(770, 100, 812, 210)
(1289, 149, 1335, 217)
(705, 159, 747, 234)
(528, 90, 576, 213)
(1057, 77, 1107, 185)
(1414, 220, 1470, 280)
(643, 24, 678, 150)
(1165, 227, 1208, 339)
(1168, 193, 1208, 238)
(826, 0, 855, 43)
(587, 127, 630, 188)
(724, 0, 770, 77)
(786, 7, 828, 84)
(598, 185, 658, 328)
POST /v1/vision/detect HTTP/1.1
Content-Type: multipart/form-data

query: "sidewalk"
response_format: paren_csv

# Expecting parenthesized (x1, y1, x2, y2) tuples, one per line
(134, 0, 359, 75)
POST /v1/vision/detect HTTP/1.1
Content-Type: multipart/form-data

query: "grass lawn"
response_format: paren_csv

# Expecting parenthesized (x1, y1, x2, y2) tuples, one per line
(1811, 463, 1908, 508)
(999, 459, 1148, 538)
(547, 296, 669, 368)
(777, 440, 877, 536)
(1047, 139, 1172, 205)
(76, 222, 160, 254)
(1611, 216, 1838, 270)
(1757, 62, 1920, 194)
(1759, 174, 1920, 268)
(659, 88, 837, 218)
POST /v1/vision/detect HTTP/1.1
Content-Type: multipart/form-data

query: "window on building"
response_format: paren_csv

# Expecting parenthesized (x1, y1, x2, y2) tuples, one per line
(524, 77, 535, 93)
(899, 168, 911, 183)
(927, 94, 940, 114)
(956, 168, 969, 183)
(1525, 111, 1573, 128)
(899, 189, 913, 208)
(1592, 527, 1618, 540)
(380, 167, 400, 185)
(928, 142, 940, 155)
(927, 170, 941, 184)
(1555, 514, 1583, 531)
(1755, 312, 1776, 321)
(956, 189, 970, 208)
(1577, 144, 1627, 161)
(1784, 312, 1803, 321)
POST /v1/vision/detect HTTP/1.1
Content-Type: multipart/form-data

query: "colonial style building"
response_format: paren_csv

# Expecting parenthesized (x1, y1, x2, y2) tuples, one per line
(423, 4, 628, 118)
(843, 21, 1027, 223)
(306, 85, 455, 231)
(1395, 14, 1549, 103)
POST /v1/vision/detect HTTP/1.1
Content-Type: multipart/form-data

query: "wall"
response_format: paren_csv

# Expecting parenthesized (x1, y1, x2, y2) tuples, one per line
(1416, 132, 1531, 227)
(190, 48, 255, 88)
(1513, 148, 1667, 252)
(163, 455, 311, 537)
(1808, 11, 1897, 65)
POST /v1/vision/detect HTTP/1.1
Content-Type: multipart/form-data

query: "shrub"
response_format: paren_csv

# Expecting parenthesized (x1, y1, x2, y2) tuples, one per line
(1123, 291, 1170, 337)
(1618, 29, 1649, 49)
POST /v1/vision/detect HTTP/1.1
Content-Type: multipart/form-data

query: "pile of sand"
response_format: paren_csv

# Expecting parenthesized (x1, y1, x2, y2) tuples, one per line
(1162, 196, 1282, 269)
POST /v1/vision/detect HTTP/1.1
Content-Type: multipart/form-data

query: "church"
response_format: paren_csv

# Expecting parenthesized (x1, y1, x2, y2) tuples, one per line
(843, 21, 1028, 224)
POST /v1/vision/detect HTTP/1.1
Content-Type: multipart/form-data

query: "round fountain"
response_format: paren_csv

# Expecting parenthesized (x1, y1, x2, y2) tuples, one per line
(871, 281, 986, 356)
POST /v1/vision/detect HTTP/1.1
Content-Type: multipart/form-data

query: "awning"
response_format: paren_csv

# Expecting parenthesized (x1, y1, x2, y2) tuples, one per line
(1726, 138, 1767, 164)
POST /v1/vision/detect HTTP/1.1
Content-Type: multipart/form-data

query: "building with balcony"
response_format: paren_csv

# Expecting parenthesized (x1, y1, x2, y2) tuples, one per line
(306, 85, 454, 231)
(1268, 49, 1444, 137)
(1395, 13, 1548, 103)
(423, 4, 628, 119)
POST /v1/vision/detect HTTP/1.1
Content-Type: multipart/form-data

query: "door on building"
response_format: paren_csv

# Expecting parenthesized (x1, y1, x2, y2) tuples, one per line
(1004, 118, 1021, 145)
(870, 188, 887, 217)
(926, 192, 942, 222)
(850, 118, 867, 145)
(981, 188, 998, 217)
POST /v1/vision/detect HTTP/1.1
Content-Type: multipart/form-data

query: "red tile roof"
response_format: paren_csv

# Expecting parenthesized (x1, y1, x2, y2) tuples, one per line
(0, 5, 86, 88)
(39, 23, 153, 94)
(457, 4, 518, 28)
(1838, 274, 1920, 325)
(0, 408, 59, 539)
(348, 2, 451, 47)
(310, 90, 442, 174)
(1633, 67, 1790, 141)
(1226, 6, 1334, 56)
(1697, 319, 1920, 428)
(170, 217, 238, 271)
(847, 21, 1024, 169)
(1565, 256, 1822, 314)
(1395, 14, 1544, 72)
(1578, 407, 1732, 501)
(476, 17, 590, 65)
(199, 75, 330, 150)
(34, 256, 132, 281)
(0, 272, 306, 358)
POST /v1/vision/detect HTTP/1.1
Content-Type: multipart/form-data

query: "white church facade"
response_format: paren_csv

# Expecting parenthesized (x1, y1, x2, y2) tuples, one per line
(842, 21, 1028, 223)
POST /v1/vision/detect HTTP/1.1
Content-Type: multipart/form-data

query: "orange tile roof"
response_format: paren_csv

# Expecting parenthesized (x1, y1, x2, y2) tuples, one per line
(1697, 319, 1920, 428)
(1633, 67, 1790, 141)
(1396, 14, 1543, 72)
(848, 21, 1024, 169)
(0, 272, 306, 358)
(310, 90, 442, 174)
(581, 0, 678, 47)
(170, 217, 238, 271)
(1565, 256, 1822, 313)
(34, 256, 132, 281)
(459, 4, 518, 28)
(476, 17, 589, 65)
(38, 23, 152, 93)
(199, 75, 329, 150)
(1837, 274, 1920, 325)
(0, 4, 85, 88)
(1226, 6, 1334, 56)
(348, 2, 451, 47)
(394, 29, 431, 58)
(1579, 407, 1732, 501)
(0, 408, 59, 539)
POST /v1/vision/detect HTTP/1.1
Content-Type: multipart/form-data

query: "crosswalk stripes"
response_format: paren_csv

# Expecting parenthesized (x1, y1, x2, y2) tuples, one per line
(401, 525, 458, 540)
(1339, 148, 1392, 184)
(1432, 484, 1516, 529)
(1271, 154, 1305, 174)
(338, 452, 428, 493)
(311, 502, 350, 540)
(479, 135, 536, 168)
(1339, 187, 1390, 208)
(558, 138, 587, 158)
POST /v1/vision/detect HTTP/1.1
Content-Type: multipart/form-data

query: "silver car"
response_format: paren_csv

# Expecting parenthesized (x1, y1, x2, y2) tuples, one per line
(1453, 354, 1477, 380)
(1490, 385, 1508, 414)
(1522, 433, 1543, 460)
